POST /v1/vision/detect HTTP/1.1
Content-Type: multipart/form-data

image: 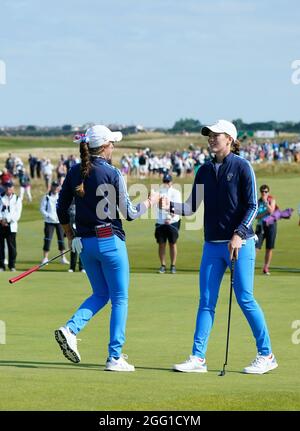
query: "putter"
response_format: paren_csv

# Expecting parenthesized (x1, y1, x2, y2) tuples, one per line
(8, 249, 71, 284)
(219, 258, 235, 376)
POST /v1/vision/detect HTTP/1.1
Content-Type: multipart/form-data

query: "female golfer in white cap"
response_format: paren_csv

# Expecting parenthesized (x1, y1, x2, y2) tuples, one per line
(55, 125, 159, 371)
(161, 120, 278, 374)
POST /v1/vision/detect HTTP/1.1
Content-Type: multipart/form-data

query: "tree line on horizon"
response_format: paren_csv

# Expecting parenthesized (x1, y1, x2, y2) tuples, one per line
(1, 118, 300, 137)
(170, 118, 300, 134)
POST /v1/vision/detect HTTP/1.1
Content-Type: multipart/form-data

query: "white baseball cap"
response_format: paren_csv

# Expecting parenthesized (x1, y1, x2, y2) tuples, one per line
(85, 125, 123, 148)
(201, 120, 237, 141)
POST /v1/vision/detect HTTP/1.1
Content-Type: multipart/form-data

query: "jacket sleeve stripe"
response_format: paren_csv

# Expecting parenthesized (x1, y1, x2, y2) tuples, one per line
(243, 161, 258, 228)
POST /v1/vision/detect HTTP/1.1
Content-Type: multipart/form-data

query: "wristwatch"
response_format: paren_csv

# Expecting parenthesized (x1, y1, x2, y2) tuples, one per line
(234, 229, 245, 240)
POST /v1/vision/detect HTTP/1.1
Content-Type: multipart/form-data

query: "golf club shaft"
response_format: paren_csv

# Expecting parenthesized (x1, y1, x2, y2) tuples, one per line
(221, 258, 235, 373)
(8, 249, 71, 284)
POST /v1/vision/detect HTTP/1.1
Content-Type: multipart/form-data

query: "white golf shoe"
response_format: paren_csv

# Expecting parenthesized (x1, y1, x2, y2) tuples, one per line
(54, 326, 81, 363)
(243, 353, 278, 374)
(173, 355, 207, 373)
(105, 354, 135, 372)
(60, 256, 69, 264)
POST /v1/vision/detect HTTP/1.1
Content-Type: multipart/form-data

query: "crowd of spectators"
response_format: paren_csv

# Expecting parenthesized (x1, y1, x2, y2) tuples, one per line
(1, 139, 300, 195)
(120, 139, 300, 178)
(0, 153, 80, 196)
(0, 138, 299, 271)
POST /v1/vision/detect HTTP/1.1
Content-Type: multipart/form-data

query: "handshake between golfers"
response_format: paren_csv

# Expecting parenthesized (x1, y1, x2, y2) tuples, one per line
(158, 194, 242, 261)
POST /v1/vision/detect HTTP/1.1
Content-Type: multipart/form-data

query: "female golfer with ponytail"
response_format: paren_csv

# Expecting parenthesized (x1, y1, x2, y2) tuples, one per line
(162, 120, 278, 374)
(55, 125, 158, 371)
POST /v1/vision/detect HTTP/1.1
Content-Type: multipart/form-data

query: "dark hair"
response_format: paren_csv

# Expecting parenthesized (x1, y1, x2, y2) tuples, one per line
(76, 142, 103, 197)
(260, 184, 270, 193)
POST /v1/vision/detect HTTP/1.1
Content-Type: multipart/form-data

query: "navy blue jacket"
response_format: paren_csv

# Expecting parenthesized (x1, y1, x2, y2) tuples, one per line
(171, 152, 258, 241)
(56, 158, 146, 240)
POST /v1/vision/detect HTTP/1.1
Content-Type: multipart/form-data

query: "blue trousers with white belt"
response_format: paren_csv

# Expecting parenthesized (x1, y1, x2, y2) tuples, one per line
(192, 239, 272, 358)
(66, 235, 129, 359)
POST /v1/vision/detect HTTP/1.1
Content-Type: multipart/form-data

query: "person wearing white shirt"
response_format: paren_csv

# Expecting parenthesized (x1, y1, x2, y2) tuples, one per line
(42, 159, 54, 190)
(155, 174, 181, 274)
(40, 181, 69, 265)
(0, 181, 22, 271)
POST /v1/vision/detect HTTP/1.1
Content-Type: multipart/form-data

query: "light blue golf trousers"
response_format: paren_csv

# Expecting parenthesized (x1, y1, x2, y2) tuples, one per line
(192, 239, 272, 358)
(66, 235, 129, 359)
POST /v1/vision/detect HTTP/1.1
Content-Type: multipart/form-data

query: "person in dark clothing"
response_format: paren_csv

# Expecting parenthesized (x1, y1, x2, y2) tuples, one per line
(28, 154, 37, 179)
(5, 154, 15, 175)
(67, 199, 85, 273)
(161, 119, 277, 375)
(55, 125, 159, 371)
(255, 185, 278, 275)
(36, 158, 42, 178)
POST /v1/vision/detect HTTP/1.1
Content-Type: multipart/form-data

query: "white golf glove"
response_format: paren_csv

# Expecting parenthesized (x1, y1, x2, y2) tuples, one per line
(71, 237, 83, 254)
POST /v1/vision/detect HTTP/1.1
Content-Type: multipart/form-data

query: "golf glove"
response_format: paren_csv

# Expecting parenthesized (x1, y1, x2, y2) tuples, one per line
(72, 237, 83, 254)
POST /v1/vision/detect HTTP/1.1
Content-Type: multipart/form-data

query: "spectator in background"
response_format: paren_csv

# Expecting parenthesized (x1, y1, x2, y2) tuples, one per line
(138, 151, 147, 179)
(18, 169, 32, 202)
(0, 168, 12, 186)
(184, 154, 194, 176)
(14, 157, 24, 176)
(131, 153, 140, 177)
(120, 154, 130, 176)
(56, 160, 67, 186)
(69, 155, 79, 169)
(42, 159, 54, 190)
(155, 174, 182, 274)
(36, 157, 42, 178)
(28, 154, 38, 179)
(64, 155, 78, 172)
(40, 181, 69, 265)
(255, 185, 278, 275)
(0, 181, 22, 271)
(5, 154, 15, 175)
(67, 199, 85, 273)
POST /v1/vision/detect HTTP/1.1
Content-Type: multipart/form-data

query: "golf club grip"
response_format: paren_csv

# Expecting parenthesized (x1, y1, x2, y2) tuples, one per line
(9, 265, 40, 284)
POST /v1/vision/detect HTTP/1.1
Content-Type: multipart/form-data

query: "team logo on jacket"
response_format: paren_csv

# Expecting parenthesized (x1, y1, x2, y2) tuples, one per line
(227, 173, 233, 181)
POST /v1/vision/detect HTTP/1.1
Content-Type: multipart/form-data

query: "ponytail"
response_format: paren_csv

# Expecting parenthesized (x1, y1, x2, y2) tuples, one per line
(231, 139, 241, 155)
(75, 141, 91, 197)
(73, 134, 107, 198)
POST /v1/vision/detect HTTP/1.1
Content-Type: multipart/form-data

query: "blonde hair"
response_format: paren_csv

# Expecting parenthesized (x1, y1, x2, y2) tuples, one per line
(231, 139, 241, 155)
(224, 133, 241, 155)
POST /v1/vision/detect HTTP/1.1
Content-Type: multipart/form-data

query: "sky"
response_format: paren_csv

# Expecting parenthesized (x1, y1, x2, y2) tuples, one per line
(0, 0, 299, 127)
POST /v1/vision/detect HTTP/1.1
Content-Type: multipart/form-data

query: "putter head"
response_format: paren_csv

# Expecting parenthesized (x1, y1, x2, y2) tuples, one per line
(219, 369, 226, 376)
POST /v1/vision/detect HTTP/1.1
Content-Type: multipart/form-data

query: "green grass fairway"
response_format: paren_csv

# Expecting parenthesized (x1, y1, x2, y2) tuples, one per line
(0, 271, 299, 411)
(1, 222, 300, 410)
(0, 145, 300, 410)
